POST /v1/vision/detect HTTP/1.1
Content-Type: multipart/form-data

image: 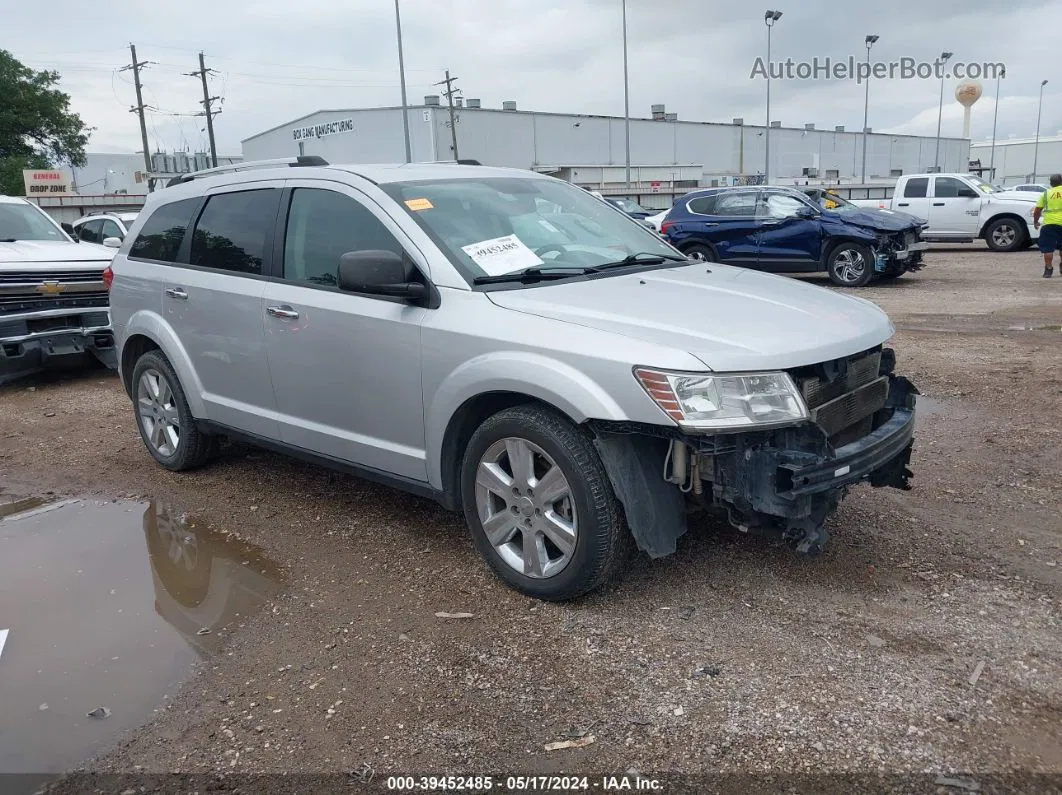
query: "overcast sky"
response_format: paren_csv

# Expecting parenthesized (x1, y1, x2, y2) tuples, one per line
(9, 0, 1062, 157)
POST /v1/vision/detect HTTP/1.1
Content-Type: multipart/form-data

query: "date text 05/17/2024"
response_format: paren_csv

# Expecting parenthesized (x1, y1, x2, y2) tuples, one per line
(385, 775, 664, 791)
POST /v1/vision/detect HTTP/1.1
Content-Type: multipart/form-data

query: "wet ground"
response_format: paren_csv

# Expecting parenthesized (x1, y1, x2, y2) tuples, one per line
(0, 244, 1060, 792)
(0, 497, 282, 791)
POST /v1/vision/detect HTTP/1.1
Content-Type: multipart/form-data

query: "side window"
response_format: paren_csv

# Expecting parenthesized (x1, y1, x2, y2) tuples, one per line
(903, 177, 929, 198)
(190, 189, 279, 275)
(100, 219, 123, 240)
(713, 191, 759, 216)
(78, 219, 102, 243)
(933, 177, 966, 198)
(130, 198, 200, 263)
(281, 188, 405, 286)
(758, 192, 808, 219)
(687, 195, 717, 215)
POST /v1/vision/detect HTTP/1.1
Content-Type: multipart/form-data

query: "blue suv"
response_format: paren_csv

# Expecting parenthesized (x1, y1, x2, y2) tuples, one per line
(661, 187, 927, 287)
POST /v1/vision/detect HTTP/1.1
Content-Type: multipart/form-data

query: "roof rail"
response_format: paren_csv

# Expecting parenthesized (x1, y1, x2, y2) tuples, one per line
(427, 159, 482, 166)
(168, 155, 330, 186)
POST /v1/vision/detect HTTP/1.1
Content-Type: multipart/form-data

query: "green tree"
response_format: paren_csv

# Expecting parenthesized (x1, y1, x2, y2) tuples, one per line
(0, 49, 92, 195)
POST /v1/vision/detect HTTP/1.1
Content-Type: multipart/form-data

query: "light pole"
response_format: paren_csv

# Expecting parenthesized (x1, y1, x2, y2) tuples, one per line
(764, 10, 782, 184)
(622, 0, 631, 191)
(860, 34, 878, 184)
(933, 51, 953, 171)
(1032, 79, 1048, 183)
(988, 66, 1005, 183)
(394, 0, 412, 163)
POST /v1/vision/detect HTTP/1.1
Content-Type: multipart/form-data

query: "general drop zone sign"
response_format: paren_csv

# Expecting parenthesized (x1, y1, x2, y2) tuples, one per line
(23, 169, 73, 196)
(292, 119, 355, 141)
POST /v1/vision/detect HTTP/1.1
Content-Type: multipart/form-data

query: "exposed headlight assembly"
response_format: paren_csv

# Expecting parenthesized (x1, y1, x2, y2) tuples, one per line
(634, 368, 808, 432)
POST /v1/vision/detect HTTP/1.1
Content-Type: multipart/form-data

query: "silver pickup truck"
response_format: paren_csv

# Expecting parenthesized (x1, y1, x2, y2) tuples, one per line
(0, 196, 117, 383)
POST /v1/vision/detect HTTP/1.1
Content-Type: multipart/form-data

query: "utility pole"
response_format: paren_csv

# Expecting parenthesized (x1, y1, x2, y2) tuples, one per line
(120, 44, 154, 191)
(436, 71, 460, 160)
(188, 52, 220, 167)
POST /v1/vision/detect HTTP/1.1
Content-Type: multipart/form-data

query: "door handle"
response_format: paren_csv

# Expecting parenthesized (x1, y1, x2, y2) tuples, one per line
(897, 202, 910, 207)
(164, 287, 188, 300)
(932, 202, 945, 206)
(266, 305, 300, 320)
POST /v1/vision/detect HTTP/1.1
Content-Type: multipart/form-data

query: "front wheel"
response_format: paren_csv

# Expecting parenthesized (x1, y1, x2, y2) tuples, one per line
(826, 242, 874, 287)
(984, 217, 1028, 252)
(460, 405, 631, 601)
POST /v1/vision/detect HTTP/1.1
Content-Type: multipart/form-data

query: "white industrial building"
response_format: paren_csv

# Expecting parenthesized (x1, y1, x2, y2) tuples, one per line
(242, 99, 970, 208)
(970, 135, 1062, 185)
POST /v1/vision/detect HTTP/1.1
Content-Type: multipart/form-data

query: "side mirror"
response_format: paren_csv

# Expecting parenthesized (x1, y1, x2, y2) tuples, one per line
(957, 187, 979, 198)
(338, 250, 428, 302)
(795, 205, 818, 219)
(61, 222, 77, 240)
(103, 237, 122, 248)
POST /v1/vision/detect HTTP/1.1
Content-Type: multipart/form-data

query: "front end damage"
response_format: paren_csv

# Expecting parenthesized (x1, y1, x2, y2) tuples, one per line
(873, 228, 929, 276)
(592, 346, 916, 558)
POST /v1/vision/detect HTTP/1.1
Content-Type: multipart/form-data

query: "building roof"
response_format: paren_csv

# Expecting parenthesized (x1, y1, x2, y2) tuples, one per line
(971, 134, 1062, 148)
(242, 104, 969, 145)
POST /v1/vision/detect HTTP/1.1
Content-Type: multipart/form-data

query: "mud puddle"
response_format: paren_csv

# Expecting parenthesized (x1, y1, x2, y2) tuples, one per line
(0, 496, 283, 783)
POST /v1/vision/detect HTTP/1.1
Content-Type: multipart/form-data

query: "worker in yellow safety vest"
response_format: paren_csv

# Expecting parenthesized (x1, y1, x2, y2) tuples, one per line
(1033, 173, 1062, 278)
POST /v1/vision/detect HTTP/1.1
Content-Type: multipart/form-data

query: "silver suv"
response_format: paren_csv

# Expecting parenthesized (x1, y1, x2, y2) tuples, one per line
(108, 157, 917, 600)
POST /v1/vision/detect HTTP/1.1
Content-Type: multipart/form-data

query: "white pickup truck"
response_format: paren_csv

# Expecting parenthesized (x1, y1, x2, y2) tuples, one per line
(850, 173, 1039, 252)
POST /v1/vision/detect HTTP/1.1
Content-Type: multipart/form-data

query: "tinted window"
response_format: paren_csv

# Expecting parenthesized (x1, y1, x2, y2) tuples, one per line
(190, 190, 279, 275)
(130, 198, 200, 262)
(903, 177, 929, 198)
(100, 219, 123, 240)
(687, 195, 717, 215)
(78, 219, 103, 243)
(713, 191, 758, 216)
(759, 192, 808, 218)
(934, 177, 967, 198)
(282, 189, 405, 286)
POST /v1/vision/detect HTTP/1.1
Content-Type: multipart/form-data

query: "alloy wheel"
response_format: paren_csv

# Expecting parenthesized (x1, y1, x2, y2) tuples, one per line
(833, 247, 868, 284)
(137, 369, 181, 457)
(474, 437, 578, 579)
(991, 224, 1016, 248)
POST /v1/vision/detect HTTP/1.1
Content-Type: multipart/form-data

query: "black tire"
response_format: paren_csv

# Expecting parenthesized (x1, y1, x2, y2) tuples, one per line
(984, 217, 1028, 252)
(131, 350, 215, 471)
(683, 243, 717, 262)
(826, 242, 875, 287)
(460, 404, 632, 601)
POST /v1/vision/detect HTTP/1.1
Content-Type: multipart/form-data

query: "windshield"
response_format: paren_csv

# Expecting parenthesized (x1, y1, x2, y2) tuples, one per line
(965, 176, 997, 194)
(609, 198, 648, 214)
(0, 202, 66, 242)
(382, 177, 681, 285)
(810, 191, 857, 211)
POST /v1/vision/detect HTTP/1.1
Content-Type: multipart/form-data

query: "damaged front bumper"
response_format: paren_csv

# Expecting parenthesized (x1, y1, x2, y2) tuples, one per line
(592, 370, 917, 559)
(0, 309, 117, 384)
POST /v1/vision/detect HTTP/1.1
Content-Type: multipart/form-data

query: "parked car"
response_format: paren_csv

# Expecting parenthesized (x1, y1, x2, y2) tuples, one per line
(108, 157, 917, 601)
(848, 173, 1039, 252)
(604, 197, 654, 221)
(0, 195, 117, 383)
(70, 212, 140, 247)
(1007, 183, 1048, 194)
(645, 209, 670, 232)
(661, 186, 927, 286)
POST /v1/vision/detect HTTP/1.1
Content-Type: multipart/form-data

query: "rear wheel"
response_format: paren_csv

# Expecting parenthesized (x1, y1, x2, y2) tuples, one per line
(131, 350, 215, 471)
(683, 243, 716, 262)
(460, 405, 631, 601)
(826, 242, 874, 287)
(984, 217, 1028, 252)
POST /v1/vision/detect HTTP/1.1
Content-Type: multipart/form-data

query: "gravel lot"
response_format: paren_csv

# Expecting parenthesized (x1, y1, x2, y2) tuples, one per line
(1, 245, 1060, 793)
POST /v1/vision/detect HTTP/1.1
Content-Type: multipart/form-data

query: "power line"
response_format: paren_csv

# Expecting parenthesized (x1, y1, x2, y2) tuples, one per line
(119, 44, 155, 191)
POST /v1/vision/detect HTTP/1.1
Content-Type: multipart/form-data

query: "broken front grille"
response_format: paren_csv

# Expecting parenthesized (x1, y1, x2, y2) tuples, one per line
(789, 348, 888, 445)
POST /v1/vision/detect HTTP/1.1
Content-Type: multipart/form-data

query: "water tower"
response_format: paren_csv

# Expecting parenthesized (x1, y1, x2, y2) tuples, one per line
(955, 80, 983, 138)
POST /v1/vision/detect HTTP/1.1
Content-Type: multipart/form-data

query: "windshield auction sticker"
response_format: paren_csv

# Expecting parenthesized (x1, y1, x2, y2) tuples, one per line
(461, 235, 544, 275)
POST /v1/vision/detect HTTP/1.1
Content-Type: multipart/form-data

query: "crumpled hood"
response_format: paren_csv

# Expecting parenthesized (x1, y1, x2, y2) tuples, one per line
(0, 240, 115, 266)
(487, 263, 894, 371)
(823, 207, 924, 232)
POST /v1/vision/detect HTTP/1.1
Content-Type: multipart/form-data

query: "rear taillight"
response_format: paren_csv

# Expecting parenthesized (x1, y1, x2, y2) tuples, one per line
(660, 220, 675, 235)
(102, 266, 113, 291)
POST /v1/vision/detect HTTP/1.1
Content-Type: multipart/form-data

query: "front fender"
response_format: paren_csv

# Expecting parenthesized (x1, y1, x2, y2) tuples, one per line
(425, 351, 628, 489)
(122, 310, 207, 418)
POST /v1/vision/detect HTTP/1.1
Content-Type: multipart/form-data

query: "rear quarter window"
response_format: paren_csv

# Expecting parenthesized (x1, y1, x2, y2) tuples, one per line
(129, 198, 200, 262)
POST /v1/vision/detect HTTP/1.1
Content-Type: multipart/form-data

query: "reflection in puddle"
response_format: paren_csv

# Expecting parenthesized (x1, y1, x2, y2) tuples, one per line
(1007, 324, 1062, 332)
(0, 498, 283, 779)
